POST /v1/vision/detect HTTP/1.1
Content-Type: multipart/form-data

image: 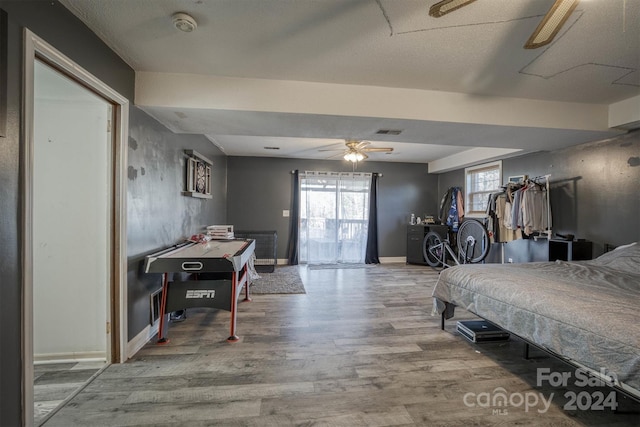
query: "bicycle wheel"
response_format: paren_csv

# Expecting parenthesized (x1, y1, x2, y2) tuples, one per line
(457, 219, 489, 263)
(422, 231, 443, 268)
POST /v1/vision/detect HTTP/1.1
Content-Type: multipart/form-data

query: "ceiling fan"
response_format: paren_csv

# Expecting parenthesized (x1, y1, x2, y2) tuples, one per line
(320, 139, 394, 162)
(429, 0, 580, 49)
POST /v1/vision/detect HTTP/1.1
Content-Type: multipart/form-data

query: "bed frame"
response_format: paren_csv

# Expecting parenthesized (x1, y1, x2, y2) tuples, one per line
(439, 311, 640, 404)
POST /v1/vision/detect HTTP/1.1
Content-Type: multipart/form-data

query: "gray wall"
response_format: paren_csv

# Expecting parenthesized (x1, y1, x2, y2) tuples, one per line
(127, 107, 226, 339)
(0, 1, 135, 424)
(227, 157, 439, 259)
(0, 3, 228, 424)
(438, 131, 640, 254)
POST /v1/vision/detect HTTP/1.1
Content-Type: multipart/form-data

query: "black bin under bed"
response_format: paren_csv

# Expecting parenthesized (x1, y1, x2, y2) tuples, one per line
(234, 230, 277, 273)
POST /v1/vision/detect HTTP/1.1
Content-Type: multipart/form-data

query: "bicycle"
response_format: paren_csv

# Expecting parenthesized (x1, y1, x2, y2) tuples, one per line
(422, 219, 489, 268)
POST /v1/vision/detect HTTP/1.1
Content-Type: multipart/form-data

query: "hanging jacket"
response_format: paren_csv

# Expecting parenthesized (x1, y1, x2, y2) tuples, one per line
(446, 187, 463, 231)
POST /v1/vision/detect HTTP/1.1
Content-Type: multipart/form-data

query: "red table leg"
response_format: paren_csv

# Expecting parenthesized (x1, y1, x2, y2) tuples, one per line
(157, 272, 170, 344)
(227, 271, 240, 342)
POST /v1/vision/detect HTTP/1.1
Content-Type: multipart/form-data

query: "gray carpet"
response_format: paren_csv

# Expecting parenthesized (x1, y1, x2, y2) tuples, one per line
(307, 263, 377, 270)
(250, 266, 306, 294)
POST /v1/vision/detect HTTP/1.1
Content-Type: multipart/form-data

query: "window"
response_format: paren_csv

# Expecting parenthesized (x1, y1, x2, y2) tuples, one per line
(465, 161, 502, 216)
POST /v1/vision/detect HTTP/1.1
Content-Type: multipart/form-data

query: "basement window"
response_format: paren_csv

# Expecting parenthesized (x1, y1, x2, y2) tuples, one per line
(465, 161, 502, 217)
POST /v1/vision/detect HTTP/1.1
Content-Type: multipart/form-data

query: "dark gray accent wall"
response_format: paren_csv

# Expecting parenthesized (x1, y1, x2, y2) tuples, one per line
(0, 2, 136, 424)
(0, 2, 228, 424)
(127, 107, 226, 339)
(227, 157, 439, 258)
(438, 131, 640, 254)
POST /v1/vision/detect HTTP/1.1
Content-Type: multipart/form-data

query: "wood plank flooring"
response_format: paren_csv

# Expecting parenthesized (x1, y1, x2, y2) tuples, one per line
(45, 264, 639, 426)
(34, 360, 105, 424)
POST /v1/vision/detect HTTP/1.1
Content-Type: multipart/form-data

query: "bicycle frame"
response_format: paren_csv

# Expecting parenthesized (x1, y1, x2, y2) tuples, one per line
(427, 232, 481, 268)
(423, 219, 489, 269)
(436, 240, 460, 268)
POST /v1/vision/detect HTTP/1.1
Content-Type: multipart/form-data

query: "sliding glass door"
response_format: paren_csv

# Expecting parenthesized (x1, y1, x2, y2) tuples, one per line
(299, 172, 371, 264)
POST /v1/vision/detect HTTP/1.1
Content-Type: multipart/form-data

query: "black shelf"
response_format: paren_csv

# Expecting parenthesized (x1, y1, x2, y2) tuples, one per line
(406, 224, 448, 265)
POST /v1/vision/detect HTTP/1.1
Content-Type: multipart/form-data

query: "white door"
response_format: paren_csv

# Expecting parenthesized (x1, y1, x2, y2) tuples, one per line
(23, 30, 129, 427)
(32, 58, 112, 363)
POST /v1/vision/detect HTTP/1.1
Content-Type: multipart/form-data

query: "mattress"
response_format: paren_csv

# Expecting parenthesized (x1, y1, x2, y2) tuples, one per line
(432, 242, 640, 390)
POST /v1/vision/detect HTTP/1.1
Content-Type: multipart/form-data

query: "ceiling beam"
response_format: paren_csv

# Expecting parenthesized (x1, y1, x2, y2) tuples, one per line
(136, 72, 612, 132)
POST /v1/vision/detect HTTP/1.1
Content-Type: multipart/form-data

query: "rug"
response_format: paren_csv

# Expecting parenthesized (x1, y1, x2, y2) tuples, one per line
(250, 265, 306, 294)
(307, 263, 378, 270)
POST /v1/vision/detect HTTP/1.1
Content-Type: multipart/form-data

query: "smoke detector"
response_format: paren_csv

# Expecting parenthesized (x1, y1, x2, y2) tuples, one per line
(172, 12, 197, 32)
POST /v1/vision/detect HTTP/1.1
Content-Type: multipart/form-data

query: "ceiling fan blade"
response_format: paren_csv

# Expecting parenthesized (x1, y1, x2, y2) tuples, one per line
(362, 147, 394, 152)
(354, 140, 371, 149)
(524, 0, 579, 49)
(318, 148, 346, 152)
(429, 0, 478, 18)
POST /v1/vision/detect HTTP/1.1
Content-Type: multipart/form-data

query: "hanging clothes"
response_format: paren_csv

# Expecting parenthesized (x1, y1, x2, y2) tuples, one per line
(486, 178, 550, 242)
(496, 194, 518, 242)
(521, 182, 549, 235)
(439, 187, 464, 231)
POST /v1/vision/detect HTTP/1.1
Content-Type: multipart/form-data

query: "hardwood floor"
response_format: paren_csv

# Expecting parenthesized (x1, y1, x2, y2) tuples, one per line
(45, 264, 639, 426)
(34, 360, 105, 424)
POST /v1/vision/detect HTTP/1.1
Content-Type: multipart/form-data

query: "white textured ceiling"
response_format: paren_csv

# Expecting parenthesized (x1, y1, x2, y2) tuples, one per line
(60, 0, 640, 170)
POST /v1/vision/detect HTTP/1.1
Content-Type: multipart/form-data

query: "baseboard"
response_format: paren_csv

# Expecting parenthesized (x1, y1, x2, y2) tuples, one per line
(34, 352, 106, 364)
(126, 321, 158, 359)
(379, 257, 406, 263)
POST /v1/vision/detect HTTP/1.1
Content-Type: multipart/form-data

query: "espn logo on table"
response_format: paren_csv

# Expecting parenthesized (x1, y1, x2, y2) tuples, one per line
(185, 290, 216, 299)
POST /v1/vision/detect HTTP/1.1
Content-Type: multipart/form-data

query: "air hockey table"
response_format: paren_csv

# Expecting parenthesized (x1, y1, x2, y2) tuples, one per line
(144, 238, 255, 343)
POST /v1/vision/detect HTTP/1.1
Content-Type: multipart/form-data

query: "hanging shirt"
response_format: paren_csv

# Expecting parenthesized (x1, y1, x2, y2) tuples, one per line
(445, 187, 464, 231)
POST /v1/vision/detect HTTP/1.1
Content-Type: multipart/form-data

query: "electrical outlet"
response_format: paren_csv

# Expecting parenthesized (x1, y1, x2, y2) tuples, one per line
(283, 210, 290, 217)
(508, 258, 514, 263)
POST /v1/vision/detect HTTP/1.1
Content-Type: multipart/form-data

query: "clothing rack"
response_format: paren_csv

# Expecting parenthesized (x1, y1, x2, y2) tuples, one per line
(487, 174, 553, 243)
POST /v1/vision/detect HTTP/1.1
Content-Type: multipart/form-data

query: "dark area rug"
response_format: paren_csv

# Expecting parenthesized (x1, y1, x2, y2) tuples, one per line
(250, 265, 306, 294)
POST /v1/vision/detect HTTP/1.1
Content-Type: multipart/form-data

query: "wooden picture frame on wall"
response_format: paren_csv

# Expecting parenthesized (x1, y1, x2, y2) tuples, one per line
(182, 149, 213, 199)
(0, 8, 8, 138)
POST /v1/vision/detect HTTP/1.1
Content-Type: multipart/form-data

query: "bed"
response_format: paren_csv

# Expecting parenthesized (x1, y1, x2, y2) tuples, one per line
(432, 242, 640, 395)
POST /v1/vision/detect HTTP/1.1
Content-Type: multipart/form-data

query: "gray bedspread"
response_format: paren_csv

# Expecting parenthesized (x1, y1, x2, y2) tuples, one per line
(432, 242, 640, 390)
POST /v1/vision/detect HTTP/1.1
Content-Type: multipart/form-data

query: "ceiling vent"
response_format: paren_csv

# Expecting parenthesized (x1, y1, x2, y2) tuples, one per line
(375, 129, 403, 135)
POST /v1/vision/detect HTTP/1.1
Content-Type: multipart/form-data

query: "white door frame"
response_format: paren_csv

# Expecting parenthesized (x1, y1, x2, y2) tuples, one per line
(22, 29, 129, 426)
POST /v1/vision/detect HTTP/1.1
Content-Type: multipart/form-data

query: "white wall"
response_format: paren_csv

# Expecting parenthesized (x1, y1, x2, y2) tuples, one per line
(33, 61, 110, 360)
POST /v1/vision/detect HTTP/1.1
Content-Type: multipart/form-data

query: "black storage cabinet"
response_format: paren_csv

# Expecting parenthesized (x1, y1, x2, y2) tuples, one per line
(502, 238, 593, 263)
(234, 230, 277, 272)
(407, 224, 449, 265)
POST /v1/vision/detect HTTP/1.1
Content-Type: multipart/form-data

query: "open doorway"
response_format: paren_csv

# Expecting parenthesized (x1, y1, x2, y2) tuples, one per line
(23, 30, 129, 426)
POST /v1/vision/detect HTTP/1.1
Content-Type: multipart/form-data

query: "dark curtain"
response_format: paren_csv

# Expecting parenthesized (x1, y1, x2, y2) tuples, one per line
(365, 173, 380, 264)
(286, 170, 300, 265)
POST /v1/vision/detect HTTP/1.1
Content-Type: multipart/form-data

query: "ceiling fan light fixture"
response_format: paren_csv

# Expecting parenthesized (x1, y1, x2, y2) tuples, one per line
(524, 0, 579, 49)
(429, 0, 477, 18)
(344, 151, 365, 162)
